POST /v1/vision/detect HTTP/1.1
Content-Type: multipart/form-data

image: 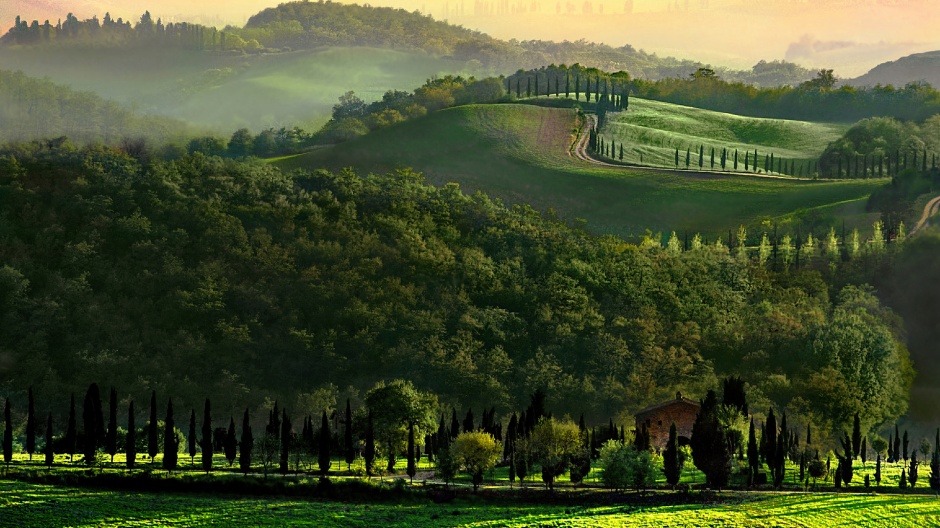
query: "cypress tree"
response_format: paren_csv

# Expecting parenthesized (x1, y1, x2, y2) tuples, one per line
(82, 384, 100, 465)
(806, 423, 811, 446)
(344, 399, 354, 470)
(763, 409, 777, 465)
(126, 401, 136, 469)
(875, 452, 882, 486)
(148, 391, 158, 461)
(463, 408, 474, 433)
(910, 451, 919, 487)
(3, 399, 12, 464)
(25, 387, 35, 461)
(675, 148, 679, 168)
(225, 417, 237, 466)
(407, 421, 416, 483)
(889, 431, 895, 462)
(663, 423, 681, 487)
(239, 408, 253, 474)
(734, 149, 738, 170)
(163, 399, 178, 471)
(450, 409, 460, 439)
(565, 72, 570, 98)
(685, 148, 690, 169)
(66, 394, 76, 462)
(619, 143, 624, 161)
(279, 409, 290, 474)
(745, 151, 750, 171)
(690, 390, 731, 490)
(201, 399, 212, 473)
(773, 413, 787, 487)
(44, 412, 54, 466)
(903, 430, 909, 461)
(364, 411, 375, 477)
(894, 424, 901, 462)
(710, 148, 715, 168)
(861, 436, 868, 465)
(574, 75, 580, 100)
(515, 77, 520, 98)
(188, 410, 197, 464)
(900, 468, 907, 488)
(699, 145, 704, 168)
(526, 76, 531, 97)
(929, 428, 940, 490)
(747, 418, 759, 484)
(852, 412, 861, 459)
(106, 387, 117, 462)
(318, 410, 331, 475)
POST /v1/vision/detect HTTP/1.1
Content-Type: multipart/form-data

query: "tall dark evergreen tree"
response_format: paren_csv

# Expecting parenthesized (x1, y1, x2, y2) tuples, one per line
(163, 399, 178, 470)
(148, 391, 158, 462)
(910, 451, 919, 487)
(903, 430, 910, 461)
(450, 409, 460, 439)
(762, 409, 777, 464)
(318, 410, 331, 475)
(364, 410, 375, 477)
(126, 401, 136, 469)
(344, 399, 354, 470)
(852, 412, 861, 460)
(929, 428, 940, 490)
(224, 417, 237, 466)
(82, 384, 100, 465)
(201, 399, 212, 473)
(44, 412, 54, 466)
(26, 387, 35, 460)
(690, 390, 731, 490)
(106, 387, 117, 462)
(65, 394, 76, 462)
(407, 421, 416, 483)
(747, 418, 759, 484)
(3, 399, 12, 465)
(239, 408, 253, 474)
(279, 409, 290, 474)
(663, 423, 681, 487)
(188, 410, 197, 464)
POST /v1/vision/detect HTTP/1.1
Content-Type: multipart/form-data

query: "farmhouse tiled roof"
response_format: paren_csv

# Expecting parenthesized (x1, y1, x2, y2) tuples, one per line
(634, 394, 701, 418)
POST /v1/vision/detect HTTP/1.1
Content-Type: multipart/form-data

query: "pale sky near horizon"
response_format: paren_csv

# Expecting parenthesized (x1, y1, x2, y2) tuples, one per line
(6, 0, 940, 76)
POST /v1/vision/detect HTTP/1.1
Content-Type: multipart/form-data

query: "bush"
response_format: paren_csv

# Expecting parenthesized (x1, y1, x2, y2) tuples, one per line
(599, 440, 655, 491)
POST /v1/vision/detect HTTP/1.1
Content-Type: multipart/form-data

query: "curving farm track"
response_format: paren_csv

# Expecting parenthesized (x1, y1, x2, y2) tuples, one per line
(911, 194, 940, 236)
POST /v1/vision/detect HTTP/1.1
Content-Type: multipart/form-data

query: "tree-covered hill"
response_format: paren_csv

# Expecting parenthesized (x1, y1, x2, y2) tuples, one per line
(0, 70, 191, 145)
(0, 142, 911, 442)
(849, 51, 940, 90)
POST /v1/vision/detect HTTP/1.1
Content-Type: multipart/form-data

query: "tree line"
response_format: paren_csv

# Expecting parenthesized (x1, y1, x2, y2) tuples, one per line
(3, 379, 936, 494)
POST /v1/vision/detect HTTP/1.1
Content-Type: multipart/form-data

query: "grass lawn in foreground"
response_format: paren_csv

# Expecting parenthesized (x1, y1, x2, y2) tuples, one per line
(1, 479, 938, 527)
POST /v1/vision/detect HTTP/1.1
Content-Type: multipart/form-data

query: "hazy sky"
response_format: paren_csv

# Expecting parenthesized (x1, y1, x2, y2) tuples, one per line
(7, 0, 940, 76)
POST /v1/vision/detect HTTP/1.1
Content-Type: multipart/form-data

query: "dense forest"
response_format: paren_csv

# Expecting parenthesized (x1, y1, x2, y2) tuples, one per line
(0, 141, 912, 444)
(2, 2, 814, 86)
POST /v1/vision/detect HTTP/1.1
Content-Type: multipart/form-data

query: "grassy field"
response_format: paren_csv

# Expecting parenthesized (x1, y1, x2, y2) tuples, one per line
(276, 103, 883, 238)
(596, 97, 847, 171)
(0, 46, 480, 131)
(2, 478, 938, 527)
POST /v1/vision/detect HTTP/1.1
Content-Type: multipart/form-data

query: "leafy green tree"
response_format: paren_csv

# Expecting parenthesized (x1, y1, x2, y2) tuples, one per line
(318, 410, 331, 475)
(201, 399, 212, 473)
(451, 431, 501, 491)
(163, 399, 178, 470)
(599, 440, 655, 490)
(365, 380, 437, 474)
(227, 128, 254, 158)
(528, 417, 583, 490)
(126, 401, 135, 469)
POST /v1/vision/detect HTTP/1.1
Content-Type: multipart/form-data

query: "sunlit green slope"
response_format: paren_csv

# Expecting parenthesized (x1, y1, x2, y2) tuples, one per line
(275, 103, 882, 238)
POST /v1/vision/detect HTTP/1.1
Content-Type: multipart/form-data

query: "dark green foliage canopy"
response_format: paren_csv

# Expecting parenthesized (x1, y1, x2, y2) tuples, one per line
(0, 144, 911, 443)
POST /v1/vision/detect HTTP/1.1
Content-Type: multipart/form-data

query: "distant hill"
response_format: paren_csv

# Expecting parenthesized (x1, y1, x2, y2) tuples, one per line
(849, 51, 940, 89)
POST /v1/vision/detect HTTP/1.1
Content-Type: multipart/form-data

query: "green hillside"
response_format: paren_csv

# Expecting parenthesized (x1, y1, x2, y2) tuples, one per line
(0, 46, 479, 131)
(599, 97, 847, 169)
(276, 103, 883, 238)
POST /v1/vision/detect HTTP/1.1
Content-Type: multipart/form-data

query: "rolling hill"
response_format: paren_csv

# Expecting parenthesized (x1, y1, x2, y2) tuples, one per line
(275, 102, 884, 238)
(849, 51, 940, 89)
(598, 97, 847, 169)
(0, 45, 481, 131)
